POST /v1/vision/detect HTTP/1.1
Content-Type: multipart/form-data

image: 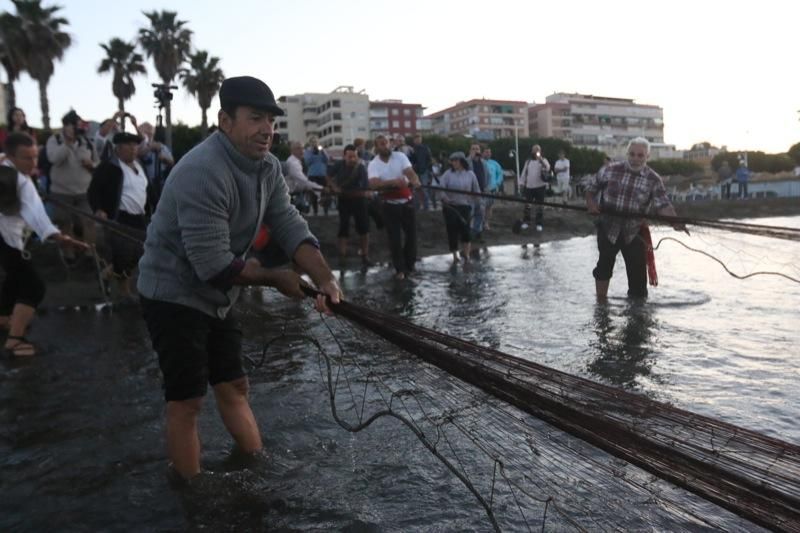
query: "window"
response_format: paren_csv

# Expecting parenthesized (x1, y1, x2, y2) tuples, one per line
(392, 120, 400, 128)
(404, 120, 411, 128)
(403, 109, 410, 116)
(391, 109, 399, 115)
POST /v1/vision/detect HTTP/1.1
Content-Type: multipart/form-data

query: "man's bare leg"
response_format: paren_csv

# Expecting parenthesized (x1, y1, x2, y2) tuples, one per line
(213, 377, 262, 455)
(595, 279, 610, 301)
(166, 397, 204, 479)
(4, 304, 36, 356)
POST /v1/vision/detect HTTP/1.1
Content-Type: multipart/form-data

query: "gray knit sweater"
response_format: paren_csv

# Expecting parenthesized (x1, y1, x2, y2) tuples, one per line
(137, 132, 314, 318)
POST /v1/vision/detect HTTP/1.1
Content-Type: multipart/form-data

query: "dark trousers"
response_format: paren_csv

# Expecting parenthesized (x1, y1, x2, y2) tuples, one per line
(0, 238, 46, 314)
(522, 186, 545, 225)
(109, 211, 146, 277)
(722, 182, 731, 199)
(592, 227, 648, 298)
(442, 204, 471, 252)
(382, 202, 417, 274)
(738, 182, 748, 198)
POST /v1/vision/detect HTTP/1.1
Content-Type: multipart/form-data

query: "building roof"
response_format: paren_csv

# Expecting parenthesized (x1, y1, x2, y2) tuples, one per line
(427, 98, 530, 118)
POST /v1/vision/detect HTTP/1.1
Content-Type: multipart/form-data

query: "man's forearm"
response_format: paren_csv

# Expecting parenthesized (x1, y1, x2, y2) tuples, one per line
(230, 258, 292, 287)
(292, 242, 335, 287)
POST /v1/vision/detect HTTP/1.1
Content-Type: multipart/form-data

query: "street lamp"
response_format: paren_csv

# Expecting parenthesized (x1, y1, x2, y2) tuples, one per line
(508, 124, 521, 195)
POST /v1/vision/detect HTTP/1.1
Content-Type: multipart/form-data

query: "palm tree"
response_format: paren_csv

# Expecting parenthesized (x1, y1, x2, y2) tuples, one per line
(0, 12, 26, 110)
(138, 10, 192, 148)
(97, 38, 146, 130)
(14, 0, 71, 131)
(180, 50, 224, 138)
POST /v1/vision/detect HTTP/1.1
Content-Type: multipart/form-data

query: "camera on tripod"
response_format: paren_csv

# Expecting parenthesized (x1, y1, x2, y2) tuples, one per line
(152, 83, 177, 108)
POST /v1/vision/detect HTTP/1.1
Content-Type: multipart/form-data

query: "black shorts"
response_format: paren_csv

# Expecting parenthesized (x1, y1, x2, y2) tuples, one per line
(337, 196, 369, 237)
(140, 297, 245, 402)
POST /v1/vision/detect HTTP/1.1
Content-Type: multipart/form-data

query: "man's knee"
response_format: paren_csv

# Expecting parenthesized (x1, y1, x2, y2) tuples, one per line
(167, 397, 204, 420)
(214, 376, 250, 401)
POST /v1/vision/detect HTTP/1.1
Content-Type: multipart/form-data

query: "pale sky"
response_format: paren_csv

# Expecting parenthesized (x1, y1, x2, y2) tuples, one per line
(5, 0, 799, 153)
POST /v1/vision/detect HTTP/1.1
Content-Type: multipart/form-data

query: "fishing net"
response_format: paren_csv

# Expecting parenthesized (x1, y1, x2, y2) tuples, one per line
(255, 293, 800, 532)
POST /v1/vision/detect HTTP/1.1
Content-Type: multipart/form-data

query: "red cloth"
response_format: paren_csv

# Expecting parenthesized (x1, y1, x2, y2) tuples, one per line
(253, 224, 270, 251)
(381, 186, 413, 202)
(640, 223, 658, 286)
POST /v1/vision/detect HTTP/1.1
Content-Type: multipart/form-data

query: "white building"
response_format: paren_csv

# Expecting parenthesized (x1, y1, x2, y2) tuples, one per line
(529, 93, 665, 159)
(277, 86, 370, 151)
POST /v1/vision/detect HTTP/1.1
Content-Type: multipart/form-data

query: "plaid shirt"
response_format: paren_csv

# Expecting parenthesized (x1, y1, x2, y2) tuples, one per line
(585, 161, 671, 244)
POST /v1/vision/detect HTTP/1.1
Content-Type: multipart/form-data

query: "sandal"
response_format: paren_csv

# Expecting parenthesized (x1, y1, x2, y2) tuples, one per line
(4, 335, 36, 357)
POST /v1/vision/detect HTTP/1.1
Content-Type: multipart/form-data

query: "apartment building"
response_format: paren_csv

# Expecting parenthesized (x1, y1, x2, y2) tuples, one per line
(369, 100, 425, 138)
(276, 86, 370, 151)
(529, 93, 665, 159)
(427, 99, 529, 141)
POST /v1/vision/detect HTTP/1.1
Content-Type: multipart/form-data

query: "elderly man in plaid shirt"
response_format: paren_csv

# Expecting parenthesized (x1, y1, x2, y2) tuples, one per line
(584, 137, 685, 300)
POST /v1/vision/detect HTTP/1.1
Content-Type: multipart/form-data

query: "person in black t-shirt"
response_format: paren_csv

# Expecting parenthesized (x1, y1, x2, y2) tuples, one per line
(327, 144, 371, 265)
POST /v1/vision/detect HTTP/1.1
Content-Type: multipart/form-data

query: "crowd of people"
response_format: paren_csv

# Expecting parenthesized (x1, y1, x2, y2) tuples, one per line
(1, 76, 687, 485)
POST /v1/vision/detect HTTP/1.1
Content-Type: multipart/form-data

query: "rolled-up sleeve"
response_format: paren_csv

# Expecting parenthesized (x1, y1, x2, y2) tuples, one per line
(650, 174, 671, 210)
(19, 176, 59, 242)
(584, 168, 606, 195)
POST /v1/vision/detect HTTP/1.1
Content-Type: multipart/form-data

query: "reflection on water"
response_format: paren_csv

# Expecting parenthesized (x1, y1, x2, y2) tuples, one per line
(587, 302, 657, 389)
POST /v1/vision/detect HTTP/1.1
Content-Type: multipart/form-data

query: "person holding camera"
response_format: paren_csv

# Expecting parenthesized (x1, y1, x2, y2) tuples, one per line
(518, 144, 551, 232)
(46, 110, 98, 260)
(94, 111, 139, 162)
(303, 136, 330, 216)
(138, 123, 174, 178)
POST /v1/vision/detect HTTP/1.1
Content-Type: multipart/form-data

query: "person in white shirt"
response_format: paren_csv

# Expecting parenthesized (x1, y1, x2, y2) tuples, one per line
(367, 134, 421, 280)
(285, 141, 322, 214)
(0, 133, 88, 356)
(518, 144, 551, 231)
(554, 150, 571, 204)
(88, 132, 150, 298)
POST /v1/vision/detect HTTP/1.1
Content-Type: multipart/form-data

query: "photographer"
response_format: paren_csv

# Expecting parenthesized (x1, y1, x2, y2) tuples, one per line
(94, 110, 139, 162)
(303, 136, 329, 216)
(518, 144, 551, 232)
(137, 122, 174, 206)
(46, 110, 98, 259)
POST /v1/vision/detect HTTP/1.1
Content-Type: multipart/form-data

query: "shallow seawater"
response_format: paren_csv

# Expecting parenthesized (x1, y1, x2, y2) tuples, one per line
(0, 217, 797, 531)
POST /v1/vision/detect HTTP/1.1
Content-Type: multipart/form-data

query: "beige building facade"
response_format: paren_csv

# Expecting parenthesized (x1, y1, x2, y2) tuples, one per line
(427, 99, 529, 141)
